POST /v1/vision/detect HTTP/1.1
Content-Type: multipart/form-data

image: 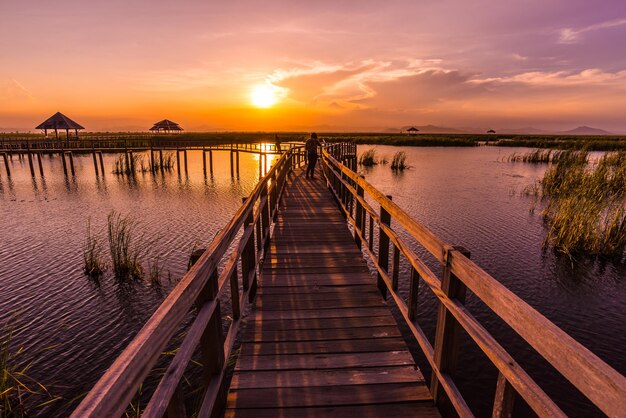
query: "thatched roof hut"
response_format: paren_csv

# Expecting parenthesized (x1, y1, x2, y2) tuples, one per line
(36, 112, 84, 139)
(150, 119, 183, 133)
(487, 129, 496, 134)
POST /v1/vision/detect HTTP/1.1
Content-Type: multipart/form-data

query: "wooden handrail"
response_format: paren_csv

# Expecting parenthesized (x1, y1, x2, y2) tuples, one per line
(321, 146, 626, 418)
(71, 149, 295, 418)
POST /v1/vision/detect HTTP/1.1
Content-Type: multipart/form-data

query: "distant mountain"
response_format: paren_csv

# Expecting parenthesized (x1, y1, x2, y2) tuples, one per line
(556, 126, 613, 135)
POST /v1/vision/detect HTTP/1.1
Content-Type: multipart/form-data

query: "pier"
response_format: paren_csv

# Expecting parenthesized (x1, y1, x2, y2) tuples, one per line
(70, 143, 625, 417)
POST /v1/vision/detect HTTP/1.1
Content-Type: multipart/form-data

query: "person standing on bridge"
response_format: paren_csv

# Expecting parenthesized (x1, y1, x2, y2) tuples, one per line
(305, 132, 321, 179)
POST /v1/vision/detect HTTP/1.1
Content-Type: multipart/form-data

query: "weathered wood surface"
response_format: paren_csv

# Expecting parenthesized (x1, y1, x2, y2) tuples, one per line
(226, 170, 439, 417)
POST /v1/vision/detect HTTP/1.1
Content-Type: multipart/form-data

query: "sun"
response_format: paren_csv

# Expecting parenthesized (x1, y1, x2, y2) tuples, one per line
(250, 84, 278, 108)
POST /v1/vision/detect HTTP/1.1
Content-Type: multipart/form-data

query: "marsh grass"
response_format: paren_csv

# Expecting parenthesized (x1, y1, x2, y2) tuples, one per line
(358, 149, 381, 166)
(83, 219, 105, 278)
(147, 255, 170, 287)
(539, 151, 626, 257)
(390, 151, 408, 170)
(1, 319, 58, 417)
(107, 211, 143, 280)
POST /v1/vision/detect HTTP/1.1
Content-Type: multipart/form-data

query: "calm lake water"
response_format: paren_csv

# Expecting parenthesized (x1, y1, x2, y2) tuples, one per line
(0, 145, 624, 417)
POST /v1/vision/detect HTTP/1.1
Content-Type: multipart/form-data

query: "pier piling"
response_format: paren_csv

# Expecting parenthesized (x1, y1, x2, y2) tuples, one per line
(92, 152, 99, 176)
(27, 152, 35, 177)
(67, 152, 76, 176)
(2, 153, 10, 177)
(37, 153, 44, 177)
(98, 152, 105, 176)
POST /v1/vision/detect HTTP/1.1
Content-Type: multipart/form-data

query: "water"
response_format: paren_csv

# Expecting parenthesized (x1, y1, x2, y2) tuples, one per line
(0, 149, 278, 416)
(0, 145, 624, 417)
(357, 145, 626, 417)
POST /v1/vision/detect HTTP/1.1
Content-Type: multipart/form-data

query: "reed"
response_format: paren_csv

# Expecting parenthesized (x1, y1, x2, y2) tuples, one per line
(112, 153, 142, 175)
(83, 219, 105, 277)
(358, 149, 380, 166)
(539, 151, 626, 257)
(147, 255, 170, 286)
(107, 211, 143, 280)
(390, 151, 408, 170)
(1, 319, 58, 417)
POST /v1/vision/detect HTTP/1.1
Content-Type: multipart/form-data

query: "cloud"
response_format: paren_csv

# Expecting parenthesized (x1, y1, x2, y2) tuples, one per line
(0, 79, 34, 101)
(472, 68, 626, 87)
(558, 18, 626, 44)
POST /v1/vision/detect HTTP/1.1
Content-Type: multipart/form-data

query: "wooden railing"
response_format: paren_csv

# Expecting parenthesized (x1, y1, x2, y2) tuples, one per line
(0, 136, 300, 153)
(321, 146, 626, 418)
(71, 146, 301, 418)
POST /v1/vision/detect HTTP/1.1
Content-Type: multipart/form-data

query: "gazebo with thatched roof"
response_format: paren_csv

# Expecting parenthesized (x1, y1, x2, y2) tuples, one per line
(36, 112, 84, 139)
(487, 129, 496, 134)
(406, 126, 419, 135)
(150, 119, 183, 133)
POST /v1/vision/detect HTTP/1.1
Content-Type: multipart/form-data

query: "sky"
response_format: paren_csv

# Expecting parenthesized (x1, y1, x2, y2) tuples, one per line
(1, 0, 626, 132)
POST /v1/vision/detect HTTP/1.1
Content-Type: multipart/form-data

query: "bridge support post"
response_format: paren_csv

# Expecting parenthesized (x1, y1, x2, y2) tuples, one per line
(159, 149, 164, 171)
(92, 151, 99, 176)
(27, 152, 35, 177)
(37, 152, 44, 177)
(431, 245, 471, 414)
(202, 148, 207, 176)
(2, 153, 10, 177)
(183, 149, 188, 174)
(67, 152, 75, 176)
(61, 152, 68, 177)
(377, 195, 392, 297)
(128, 151, 134, 173)
(176, 149, 181, 175)
(236, 150, 240, 177)
(150, 148, 155, 172)
(98, 152, 105, 176)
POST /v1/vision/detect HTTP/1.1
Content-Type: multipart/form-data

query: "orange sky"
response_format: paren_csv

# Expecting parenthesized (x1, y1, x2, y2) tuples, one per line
(1, 0, 626, 133)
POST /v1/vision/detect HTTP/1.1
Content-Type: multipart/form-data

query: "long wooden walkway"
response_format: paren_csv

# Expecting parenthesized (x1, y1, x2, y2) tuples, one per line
(225, 170, 439, 417)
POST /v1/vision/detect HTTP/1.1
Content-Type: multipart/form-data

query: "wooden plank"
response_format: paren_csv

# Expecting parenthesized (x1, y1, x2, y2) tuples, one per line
(231, 366, 424, 389)
(245, 315, 396, 331)
(235, 351, 415, 371)
(226, 382, 431, 408)
(225, 403, 440, 418)
(250, 307, 391, 320)
(257, 284, 376, 295)
(241, 326, 401, 342)
(239, 338, 408, 356)
(255, 297, 384, 311)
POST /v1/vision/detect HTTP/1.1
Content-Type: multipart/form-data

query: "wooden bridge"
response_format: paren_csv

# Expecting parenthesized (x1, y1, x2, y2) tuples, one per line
(71, 144, 626, 418)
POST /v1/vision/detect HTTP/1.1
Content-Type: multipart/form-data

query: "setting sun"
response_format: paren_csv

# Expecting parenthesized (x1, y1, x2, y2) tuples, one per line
(250, 84, 279, 108)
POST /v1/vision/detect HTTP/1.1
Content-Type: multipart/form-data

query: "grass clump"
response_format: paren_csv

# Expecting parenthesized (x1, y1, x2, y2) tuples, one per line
(112, 153, 142, 175)
(390, 151, 408, 170)
(83, 219, 105, 277)
(1, 319, 58, 417)
(107, 211, 143, 280)
(358, 149, 381, 166)
(539, 151, 626, 257)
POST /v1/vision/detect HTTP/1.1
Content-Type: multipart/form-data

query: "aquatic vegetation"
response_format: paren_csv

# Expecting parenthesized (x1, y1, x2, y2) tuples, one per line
(539, 151, 626, 257)
(1, 319, 58, 417)
(358, 149, 381, 166)
(147, 255, 170, 287)
(107, 211, 143, 280)
(83, 219, 105, 277)
(390, 151, 408, 170)
(507, 149, 553, 163)
(112, 153, 142, 175)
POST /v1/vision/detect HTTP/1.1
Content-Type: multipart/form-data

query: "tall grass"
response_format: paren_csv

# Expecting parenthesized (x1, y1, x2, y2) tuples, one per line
(539, 151, 626, 257)
(83, 219, 105, 277)
(390, 151, 408, 170)
(358, 149, 381, 166)
(107, 211, 143, 280)
(1, 319, 58, 417)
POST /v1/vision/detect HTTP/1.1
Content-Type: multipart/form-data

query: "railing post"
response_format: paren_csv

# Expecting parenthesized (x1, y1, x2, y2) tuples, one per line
(197, 268, 225, 394)
(493, 372, 516, 418)
(377, 196, 392, 297)
(354, 177, 365, 249)
(408, 267, 420, 321)
(431, 245, 471, 413)
(391, 245, 400, 291)
(260, 181, 270, 254)
(241, 197, 258, 302)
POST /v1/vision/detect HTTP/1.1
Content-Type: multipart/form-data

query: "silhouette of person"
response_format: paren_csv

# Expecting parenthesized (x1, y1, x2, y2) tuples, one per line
(274, 134, 281, 152)
(305, 132, 321, 179)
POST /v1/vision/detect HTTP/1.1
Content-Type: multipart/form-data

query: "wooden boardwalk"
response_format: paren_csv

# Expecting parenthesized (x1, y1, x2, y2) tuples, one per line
(225, 170, 439, 417)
